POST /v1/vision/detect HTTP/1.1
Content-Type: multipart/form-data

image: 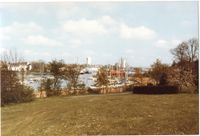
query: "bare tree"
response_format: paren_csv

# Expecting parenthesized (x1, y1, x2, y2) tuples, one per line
(1, 49, 24, 65)
(170, 38, 199, 63)
(187, 38, 199, 62)
(171, 42, 188, 63)
(170, 38, 199, 93)
(0, 49, 26, 84)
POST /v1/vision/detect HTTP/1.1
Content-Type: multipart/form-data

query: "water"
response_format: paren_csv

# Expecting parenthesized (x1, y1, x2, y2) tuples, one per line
(23, 73, 96, 91)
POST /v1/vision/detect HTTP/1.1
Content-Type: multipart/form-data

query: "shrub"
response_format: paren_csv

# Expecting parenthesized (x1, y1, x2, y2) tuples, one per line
(133, 85, 178, 94)
(39, 78, 56, 96)
(124, 84, 134, 92)
(78, 89, 88, 95)
(1, 70, 34, 106)
(77, 83, 86, 89)
(87, 88, 101, 94)
(147, 83, 153, 86)
(21, 86, 34, 102)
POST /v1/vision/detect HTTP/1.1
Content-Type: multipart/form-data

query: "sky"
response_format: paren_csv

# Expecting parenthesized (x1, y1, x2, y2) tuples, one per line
(0, 1, 198, 67)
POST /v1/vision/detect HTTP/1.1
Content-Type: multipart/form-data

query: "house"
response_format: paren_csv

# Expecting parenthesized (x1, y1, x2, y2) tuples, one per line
(8, 62, 32, 72)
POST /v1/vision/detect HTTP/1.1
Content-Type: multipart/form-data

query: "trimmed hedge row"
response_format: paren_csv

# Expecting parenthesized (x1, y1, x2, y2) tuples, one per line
(133, 85, 178, 94)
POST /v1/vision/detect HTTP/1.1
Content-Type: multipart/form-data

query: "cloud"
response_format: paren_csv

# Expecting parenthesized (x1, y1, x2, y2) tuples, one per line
(23, 35, 63, 47)
(0, 33, 10, 41)
(0, 47, 9, 55)
(100, 15, 116, 26)
(55, 3, 80, 20)
(87, 2, 117, 12)
(69, 39, 82, 45)
(155, 40, 168, 48)
(0, 21, 43, 43)
(120, 24, 156, 40)
(22, 49, 52, 62)
(61, 16, 156, 41)
(61, 15, 118, 35)
(125, 49, 135, 54)
(102, 53, 113, 57)
(68, 39, 82, 48)
(155, 39, 181, 49)
(23, 49, 34, 54)
(83, 49, 97, 56)
(171, 39, 181, 46)
(181, 20, 194, 27)
(63, 18, 106, 35)
(0, 22, 43, 35)
(23, 49, 40, 56)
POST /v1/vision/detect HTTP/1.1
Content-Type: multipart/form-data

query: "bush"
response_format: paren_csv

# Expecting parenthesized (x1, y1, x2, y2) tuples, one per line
(124, 85, 134, 92)
(1, 70, 34, 106)
(21, 86, 34, 102)
(179, 85, 198, 94)
(77, 83, 86, 89)
(133, 85, 178, 94)
(87, 88, 101, 94)
(1, 85, 34, 106)
(39, 78, 55, 96)
(78, 89, 88, 95)
(39, 78, 66, 96)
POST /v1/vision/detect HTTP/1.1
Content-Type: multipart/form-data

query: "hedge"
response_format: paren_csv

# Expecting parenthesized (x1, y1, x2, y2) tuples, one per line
(133, 85, 178, 94)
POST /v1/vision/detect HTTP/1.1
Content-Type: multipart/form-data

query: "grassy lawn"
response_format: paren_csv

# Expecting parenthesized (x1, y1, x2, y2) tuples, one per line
(1, 93, 199, 135)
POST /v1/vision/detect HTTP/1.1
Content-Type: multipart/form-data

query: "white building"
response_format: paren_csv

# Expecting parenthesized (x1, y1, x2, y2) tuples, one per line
(8, 62, 32, 72)
(86, 57, 92, 65)
(120, 58, 126, 69)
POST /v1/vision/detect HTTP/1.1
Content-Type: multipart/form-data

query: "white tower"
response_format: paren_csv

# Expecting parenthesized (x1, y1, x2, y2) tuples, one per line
(120, 58, 126, 69)
(86, 57, 91, 65)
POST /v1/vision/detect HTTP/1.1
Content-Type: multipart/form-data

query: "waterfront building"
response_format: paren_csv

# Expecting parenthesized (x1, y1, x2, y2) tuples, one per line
(8, 62, 32, 72)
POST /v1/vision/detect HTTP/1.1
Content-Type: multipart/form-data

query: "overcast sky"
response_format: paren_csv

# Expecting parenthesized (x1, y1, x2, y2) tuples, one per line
(0, 2, 198, 67)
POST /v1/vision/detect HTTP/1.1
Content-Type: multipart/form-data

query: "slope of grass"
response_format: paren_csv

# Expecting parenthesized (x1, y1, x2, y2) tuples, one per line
(1, 93, 199, 135)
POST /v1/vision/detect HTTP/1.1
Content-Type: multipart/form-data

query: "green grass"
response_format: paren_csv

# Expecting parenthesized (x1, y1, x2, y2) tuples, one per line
(1, 93, 199, 135)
